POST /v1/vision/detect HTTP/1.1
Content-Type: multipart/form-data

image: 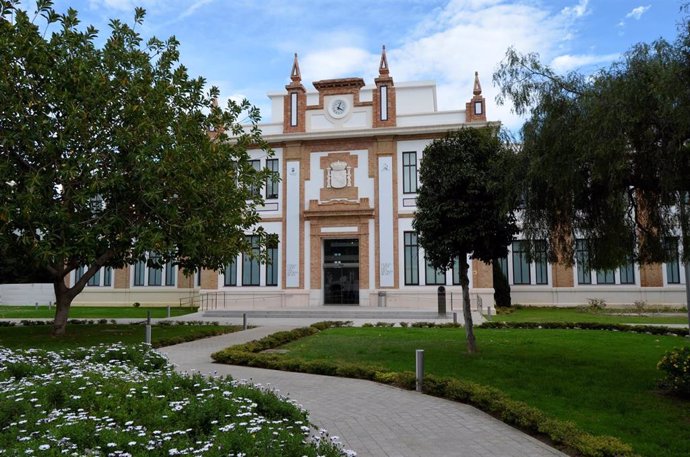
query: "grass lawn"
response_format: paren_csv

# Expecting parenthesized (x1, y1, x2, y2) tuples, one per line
(280, 327, 690, 457)
(0, 323, 239, 349)
(494, 306, 689, 325)
(0, 305, 197, 319)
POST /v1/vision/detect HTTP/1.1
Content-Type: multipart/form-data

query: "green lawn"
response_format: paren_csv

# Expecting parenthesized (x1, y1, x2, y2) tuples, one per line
(0, 323, 238, 349)
(281, 327, 690, 457)
(494, 306, 688, 324)
(0, 305, 197, 319)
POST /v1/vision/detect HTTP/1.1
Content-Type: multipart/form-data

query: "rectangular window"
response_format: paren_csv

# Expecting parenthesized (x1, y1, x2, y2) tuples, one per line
(404, 231, 419, 285)
(290, 92, 298, 127)
(87, 268, 100, 287)
(265, 159, 279, 199)
(103, 267, 112, 287)
(242, 235, 260, 286)
(75, 266, 85, 283)
(402, 152, 418, 194)
(266, 243, 279, 287)
(197, 270, 202, 287)
(425, 259, 446, 285)
(596, 269, 615, 284)
(249, 160, 261, 197)
(224, 261, 237, 287)
(619, 258, 635, 284)
(165, 261, 175, 286)
(665, 238, 681, 284)
(534, 240, 548, 285)
(576, 239, 591, 285)
(512, 241, 531, 285)
(134, 260, 146, 286)
(452, 256, 461, 285)
(474, 101, 483, 115)
(380, 85, 388, 121)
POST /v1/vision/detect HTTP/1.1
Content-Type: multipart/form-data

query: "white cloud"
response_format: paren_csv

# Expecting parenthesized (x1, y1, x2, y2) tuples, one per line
(625, 5, 651, 20)
(178, 0, 214, 19)
(300, 47, 377, 82)
(550, 53, 620, 73)
(561, 0, 590, 19)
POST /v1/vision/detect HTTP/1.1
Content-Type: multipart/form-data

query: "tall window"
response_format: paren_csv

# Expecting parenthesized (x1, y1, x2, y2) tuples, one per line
(134, 260, 146, 286)
(404, 231, 419, 285)
(242, 235, 260, 286)
(402, 152, 418, 194)
(380, 85, 388, 121)
(88, 269, 100, 286)
(534, 240, 548, 285)
(452, 256, 462, 285)
(248, 160, 261, 197)
(512, 241, 530, 285)
(224, 261, 237, 287)
(425, 259, 446, 285)
(103, 267, 112, 287)
(665, 238, 681, 284)
(266, 239, 279, 287)
(576, 239, 591, 285)
(265, 159, 279, 199)
(619, 257, 635, 284)
(596, 269, 615, 285)
(165, 261, 175, 286)
(148, 253, 163, 286)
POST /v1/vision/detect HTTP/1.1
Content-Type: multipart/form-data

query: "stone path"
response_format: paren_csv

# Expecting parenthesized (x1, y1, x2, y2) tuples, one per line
(160, 327, 566, 457)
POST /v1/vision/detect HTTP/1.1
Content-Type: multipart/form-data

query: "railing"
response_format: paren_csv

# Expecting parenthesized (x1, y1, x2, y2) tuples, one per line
(372, 290, 484, 311)
(181, 291, 286, 311)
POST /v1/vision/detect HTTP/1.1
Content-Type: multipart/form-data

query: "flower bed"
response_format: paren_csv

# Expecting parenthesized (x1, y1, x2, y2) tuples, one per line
(0, 343, 352, 456)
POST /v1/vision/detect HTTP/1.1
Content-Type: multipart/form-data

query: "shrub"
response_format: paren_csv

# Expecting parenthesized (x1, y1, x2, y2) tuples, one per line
(633, 300, 647, 313)
(657, 346, 690, 398)
(480, 321, 690, 337)
(132, 302, 141, 308)
(587, 298, 607, 311)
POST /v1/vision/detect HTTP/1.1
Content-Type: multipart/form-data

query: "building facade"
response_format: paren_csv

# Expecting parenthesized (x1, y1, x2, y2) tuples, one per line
(71, 49, 687, 309)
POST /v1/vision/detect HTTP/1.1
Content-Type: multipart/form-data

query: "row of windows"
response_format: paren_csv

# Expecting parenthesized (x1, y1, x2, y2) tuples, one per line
(249, 158, 280, 200)
(75, 266, 113, 287)
(403, 232, 464, 286)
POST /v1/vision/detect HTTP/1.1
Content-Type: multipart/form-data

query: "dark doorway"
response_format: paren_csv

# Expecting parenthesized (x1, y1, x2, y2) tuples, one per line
(323, 239, 359, 305)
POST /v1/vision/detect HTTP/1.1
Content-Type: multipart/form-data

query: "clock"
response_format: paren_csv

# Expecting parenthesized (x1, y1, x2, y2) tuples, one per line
(328, 98, 349, 119)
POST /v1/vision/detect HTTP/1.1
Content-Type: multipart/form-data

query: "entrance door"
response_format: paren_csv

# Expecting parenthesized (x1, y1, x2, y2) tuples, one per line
(323, 239, 359, 305)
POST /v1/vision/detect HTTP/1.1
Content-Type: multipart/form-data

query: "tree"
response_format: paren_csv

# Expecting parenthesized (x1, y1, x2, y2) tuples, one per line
(493, 7, 690, 330)
(0, 1, 272, 335)
(413, 127, 519, 353)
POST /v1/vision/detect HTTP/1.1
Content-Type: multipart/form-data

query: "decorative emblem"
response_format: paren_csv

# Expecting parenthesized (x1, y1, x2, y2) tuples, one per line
(328, 160, 350, 189)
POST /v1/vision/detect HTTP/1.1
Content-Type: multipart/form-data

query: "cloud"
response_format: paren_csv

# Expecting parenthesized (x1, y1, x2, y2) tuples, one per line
(178, 0, 214, 19)
(626, 5, 651, 20)
(550, 53, 621, 73)
(561, 0, 590, 19)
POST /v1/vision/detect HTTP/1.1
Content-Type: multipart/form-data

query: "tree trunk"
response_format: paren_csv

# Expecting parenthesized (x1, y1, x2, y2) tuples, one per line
(52, 280, 74, 336)
(459, 254, 477, 354)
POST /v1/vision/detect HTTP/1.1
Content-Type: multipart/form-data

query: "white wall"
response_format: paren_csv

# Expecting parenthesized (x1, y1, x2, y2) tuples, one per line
(0, 284, 55, 306)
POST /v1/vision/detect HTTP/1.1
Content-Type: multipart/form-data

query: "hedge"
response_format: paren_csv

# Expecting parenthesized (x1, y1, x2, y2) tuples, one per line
(481, 320, 689, 337)
(211, 322, 636, 457)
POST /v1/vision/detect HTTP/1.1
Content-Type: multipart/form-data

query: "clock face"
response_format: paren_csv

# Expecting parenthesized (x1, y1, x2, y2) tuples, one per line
(329, 98, 349, 118)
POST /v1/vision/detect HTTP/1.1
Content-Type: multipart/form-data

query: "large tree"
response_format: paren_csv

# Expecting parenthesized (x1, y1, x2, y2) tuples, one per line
(493, 8, 690, 329)
(0, 1, 272, 335)
(414, 127, 518, 353)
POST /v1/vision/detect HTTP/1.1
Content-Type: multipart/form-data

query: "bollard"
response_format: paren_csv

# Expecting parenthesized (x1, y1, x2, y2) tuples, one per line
(487, 307, 493, 320)
(35, 302, 38, 311)
(453, 311, 458, 325)
(166, 305, 171, 319)
(145, 311, 152, 345)
(415, 349, 424, 392)
(48, 301, 51, 310)
(243, 313, 248, 330)
(377, 291, 387, 308)
(437, 286, 446, 316)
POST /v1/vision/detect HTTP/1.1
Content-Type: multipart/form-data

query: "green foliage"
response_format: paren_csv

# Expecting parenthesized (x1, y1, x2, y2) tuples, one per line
(494, 10, 690, 268)
(0, 1, 271, 330)
(587, 298, 607, 311)
(492, 260, 512, 307)
(414, 127, 519, 269)
(657, 346, 690, 397)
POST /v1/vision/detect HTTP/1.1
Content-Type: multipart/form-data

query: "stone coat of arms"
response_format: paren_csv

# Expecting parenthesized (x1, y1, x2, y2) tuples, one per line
(328, 160, 351, 189)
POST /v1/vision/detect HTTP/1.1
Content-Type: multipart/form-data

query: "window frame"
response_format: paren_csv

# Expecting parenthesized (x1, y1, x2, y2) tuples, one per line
(242, 235, 261, 286)
(403, 231, 419, 285)
(265, 158, 279, 200)
(402, 151, 418, 194)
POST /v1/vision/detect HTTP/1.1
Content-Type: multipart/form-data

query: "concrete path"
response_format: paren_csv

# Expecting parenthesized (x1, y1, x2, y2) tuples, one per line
(160, 327, 566, 457)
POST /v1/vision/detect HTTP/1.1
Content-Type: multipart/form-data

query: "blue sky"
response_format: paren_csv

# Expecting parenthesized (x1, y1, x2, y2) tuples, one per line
(49, 0, 685, 130)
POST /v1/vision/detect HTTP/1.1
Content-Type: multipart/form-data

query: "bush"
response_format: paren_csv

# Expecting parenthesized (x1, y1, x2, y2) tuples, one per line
(657, 346, 690, 398)
(480, 320, 690, 337)
(587, 298, 607, 311)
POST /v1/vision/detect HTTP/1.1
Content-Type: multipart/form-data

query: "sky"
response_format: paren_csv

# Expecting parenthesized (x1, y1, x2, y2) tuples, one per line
(45, 0, 687, 131)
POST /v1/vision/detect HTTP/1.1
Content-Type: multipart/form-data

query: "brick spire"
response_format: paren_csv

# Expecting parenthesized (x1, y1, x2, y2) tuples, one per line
(378, 45, 389, 76)
(473, 71, 482, 96)
(290, 53, 302, 82)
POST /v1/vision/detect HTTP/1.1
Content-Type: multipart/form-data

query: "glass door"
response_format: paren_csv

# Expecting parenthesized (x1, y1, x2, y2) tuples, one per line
(323, 239, 359, 305)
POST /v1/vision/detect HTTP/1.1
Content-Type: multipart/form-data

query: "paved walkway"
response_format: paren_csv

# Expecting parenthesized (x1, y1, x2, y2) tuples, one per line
(160, 327, 566, 457)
